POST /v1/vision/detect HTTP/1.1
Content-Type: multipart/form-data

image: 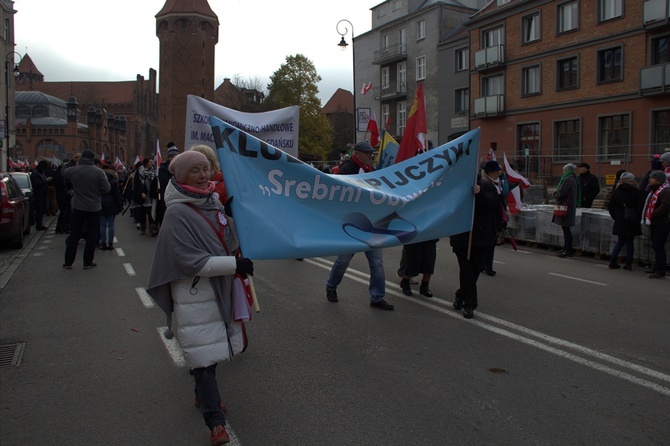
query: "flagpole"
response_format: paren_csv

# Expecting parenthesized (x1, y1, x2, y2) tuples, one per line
(467, 133, 481, 261)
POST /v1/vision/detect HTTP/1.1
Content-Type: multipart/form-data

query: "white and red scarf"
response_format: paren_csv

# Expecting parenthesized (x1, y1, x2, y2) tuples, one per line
(643, 182, 668, 225)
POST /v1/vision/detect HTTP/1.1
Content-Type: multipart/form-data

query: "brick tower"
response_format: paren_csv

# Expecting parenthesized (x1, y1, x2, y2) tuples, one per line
(156, 0, 219, 150)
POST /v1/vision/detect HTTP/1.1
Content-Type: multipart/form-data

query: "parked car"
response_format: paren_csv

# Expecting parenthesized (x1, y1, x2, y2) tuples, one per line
(8, 171, 35, 226)
(0, 172, 30, 248)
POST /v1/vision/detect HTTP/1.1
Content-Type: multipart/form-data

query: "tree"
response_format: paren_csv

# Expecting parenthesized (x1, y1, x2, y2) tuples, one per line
(267, 54, 332, 160)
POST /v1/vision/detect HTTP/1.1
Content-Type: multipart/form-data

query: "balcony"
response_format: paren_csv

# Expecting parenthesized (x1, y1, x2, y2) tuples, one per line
(474, 44, 505, 70)
(643, 0, 670, 26)
(373, 82, 407, 101)
(372, 43, 407, 65)
(474, 94, 505, 117)
(640, 63, 670, 94)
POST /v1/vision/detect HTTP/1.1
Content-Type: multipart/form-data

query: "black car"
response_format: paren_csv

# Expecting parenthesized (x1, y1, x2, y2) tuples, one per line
(0, 172, 30, 248)
(8, 171, 35, 226)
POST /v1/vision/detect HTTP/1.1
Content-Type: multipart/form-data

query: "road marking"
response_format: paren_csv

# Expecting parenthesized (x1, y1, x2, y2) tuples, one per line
(123, 263, 136, 276)
(548, 272, 607, 286)
(157, 327, 186, 366)
(116, 248, 125, 256)
(135, 287, 154, 308)
(305, 257, 670, 397)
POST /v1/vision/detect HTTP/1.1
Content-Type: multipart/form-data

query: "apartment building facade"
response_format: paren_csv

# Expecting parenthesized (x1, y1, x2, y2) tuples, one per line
(464, 0, 670, 181)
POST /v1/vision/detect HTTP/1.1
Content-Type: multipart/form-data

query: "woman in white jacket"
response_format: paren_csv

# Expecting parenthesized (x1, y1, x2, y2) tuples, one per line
(147, 150, 253, 446)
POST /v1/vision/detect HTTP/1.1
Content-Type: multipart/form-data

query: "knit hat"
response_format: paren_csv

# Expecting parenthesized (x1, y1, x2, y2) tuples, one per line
(660, 152, 670, 163)
(353, 141, 374, 153)
(577, 162, 591, 169)
(81, 149, 95, 159)
(169, 150, 209, 182)
(650, 170, 667, 183)
(620, 172, 635, 181)
(167, 146, 180, 157)
(563, 163, 576, 173)
(484, 160, 502, 173)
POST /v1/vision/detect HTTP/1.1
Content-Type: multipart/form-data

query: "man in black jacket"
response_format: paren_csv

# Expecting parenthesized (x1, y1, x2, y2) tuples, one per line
(577, 162, 600, 208)
(155, 142, 180, 230)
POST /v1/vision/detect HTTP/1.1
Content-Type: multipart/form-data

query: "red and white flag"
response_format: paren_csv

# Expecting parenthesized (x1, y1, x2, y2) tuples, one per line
(366, 110, 380, 148)
(361, 81, 372, 95)
(100, 153, 106, 163)
(134, 155, 141, 166)
(502, 153, 531, 215)
(487, 147, 497, 161)
(154, 139, 162, 166)
(7, 157, 18, 169)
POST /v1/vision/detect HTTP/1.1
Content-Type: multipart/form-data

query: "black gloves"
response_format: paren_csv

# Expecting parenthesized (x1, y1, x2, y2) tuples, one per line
(235, 257, 254, 277)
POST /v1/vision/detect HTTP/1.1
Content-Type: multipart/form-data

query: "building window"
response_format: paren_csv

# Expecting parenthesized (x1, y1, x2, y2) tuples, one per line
(598, 0, 623, 22)
(597, 46, 622, 83)
(381, 104, 390, 131)
(652, 110, 670, 155)
(398, 62, 406, 92)
(557, 56, 578, 90)
(4, 19, 9, 42)
(455, 88, 469, 113)
(599, 114, 630, 161)
(554, 119, 581, 162)
(382, 66, 390, 89)
(399, 28, 406, 48)
(382, 34, 389, 50)
(497, 0, 511, 5)
(522, 12, 541, 43)
(392, 0, 401, 11)
(651, 36, 670, 65)
(398, 101, 407, 135)
(517, 123, 540, 175)
(482, 74, 504, 96)
(456, 48, 469, 71)
(557, 1, 579, 34)
(522, 65, 541, 95)
(417, 20, 425, 40)
(483, 26, 504, 48)
(416, 55, 426, 80)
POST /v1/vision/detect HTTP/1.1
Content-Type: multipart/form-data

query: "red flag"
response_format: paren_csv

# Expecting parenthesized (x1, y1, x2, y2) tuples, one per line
(395, 83, 427, 164)
(502, 153, 531, 215)
(361, 81, 372, 95)
(384, 115, 392, 131)
(366, 110, 380, 148)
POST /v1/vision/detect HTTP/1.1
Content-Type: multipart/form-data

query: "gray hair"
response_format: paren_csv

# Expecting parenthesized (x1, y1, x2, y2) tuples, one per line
(563, 163, 576, 173)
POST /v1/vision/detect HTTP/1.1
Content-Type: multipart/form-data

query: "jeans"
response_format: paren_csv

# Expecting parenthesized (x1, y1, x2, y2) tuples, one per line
(611, 235, 635, 267)
(650, 222, 670, 275)
(193, 364, 226, 429)
(326, 249, 385, 302)
(99, 214, 116, 245)
(34, 193, 47, 227)
(65, 209, 100, 266)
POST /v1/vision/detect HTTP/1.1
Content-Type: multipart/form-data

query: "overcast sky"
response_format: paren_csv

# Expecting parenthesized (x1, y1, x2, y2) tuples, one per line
(14, 0, 377, 103)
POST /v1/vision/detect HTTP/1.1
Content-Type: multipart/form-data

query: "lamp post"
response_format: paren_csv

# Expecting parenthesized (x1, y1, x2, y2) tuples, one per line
(4, 51, 22, 171)
(336, 19, 356, 145)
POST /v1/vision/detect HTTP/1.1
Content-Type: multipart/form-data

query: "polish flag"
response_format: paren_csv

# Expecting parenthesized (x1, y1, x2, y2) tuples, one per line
(154, 139, 162, 166)
(502, 153, 531, 215)
(100, 153, 106, 163)
(361, 81, 372, 95)
(366, 110, 380, 148)
(134, 155, 141, 166)
(487, 147, 497, 161)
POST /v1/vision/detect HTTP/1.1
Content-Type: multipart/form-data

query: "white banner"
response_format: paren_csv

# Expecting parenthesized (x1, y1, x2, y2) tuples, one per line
(185, 95, 300, 157)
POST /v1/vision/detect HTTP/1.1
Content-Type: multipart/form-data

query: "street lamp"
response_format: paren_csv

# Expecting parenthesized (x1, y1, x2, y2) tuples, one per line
(336, 19, 356, 145)
(4, 51, 22, 171)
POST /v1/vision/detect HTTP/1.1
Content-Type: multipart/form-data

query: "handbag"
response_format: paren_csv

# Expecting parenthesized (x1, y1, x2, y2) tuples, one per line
(553, 204, 568, 217)
(624, 205, 637, 222)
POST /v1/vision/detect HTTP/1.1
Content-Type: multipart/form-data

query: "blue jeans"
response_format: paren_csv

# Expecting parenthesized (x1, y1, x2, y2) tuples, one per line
(650, 222, 670, 275)
(611, 235, 635, 267)
(193, 364, 226, 429)
(99, 214, 116, 245)
(326, 249, 385, 302)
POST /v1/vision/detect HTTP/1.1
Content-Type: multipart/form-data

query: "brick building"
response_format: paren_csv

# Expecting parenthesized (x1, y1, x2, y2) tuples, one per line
(463, 0, 670, 182)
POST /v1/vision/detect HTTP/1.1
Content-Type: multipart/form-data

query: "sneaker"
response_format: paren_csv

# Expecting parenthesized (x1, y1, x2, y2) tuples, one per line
(326, 288, 338, 302)
(370, 299, 394, 310)
(63, 264, 72, 269)
(136, 223, 141, 230)
(195, 397, 227, 412)
(210, 424, 230, 445)
(83, 263, 97, 269)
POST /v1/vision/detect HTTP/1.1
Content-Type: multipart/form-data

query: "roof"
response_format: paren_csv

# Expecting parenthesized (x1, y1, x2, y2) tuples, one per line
(155, 0, 218, 20)
(17, 81, 138, 105)
(16, 91, 66, 107)
(17, 54, 42, 76)
(15, 117, 70, 128)
(321, 88, 354, 115)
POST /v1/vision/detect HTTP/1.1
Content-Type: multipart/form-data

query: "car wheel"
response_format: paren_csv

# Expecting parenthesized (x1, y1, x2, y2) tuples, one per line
(11, 225, 24, 249)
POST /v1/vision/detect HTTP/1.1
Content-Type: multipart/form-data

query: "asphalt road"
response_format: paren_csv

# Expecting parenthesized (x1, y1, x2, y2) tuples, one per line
(0, 213, 668, 446)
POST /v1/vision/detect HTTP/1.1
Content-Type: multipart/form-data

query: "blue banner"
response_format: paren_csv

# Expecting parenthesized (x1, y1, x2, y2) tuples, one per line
(211, 116, 479, 260)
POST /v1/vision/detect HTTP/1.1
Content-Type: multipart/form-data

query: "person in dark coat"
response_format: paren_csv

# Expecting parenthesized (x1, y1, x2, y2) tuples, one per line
(52, 164, 72, 234)
(607, 172, 645, 270)
(576, 162, 600, 208)
(155, 142, 180, 230)
(642, 170, 670, 279)
(639, 156, 664, 193)
(30, 160, 52, 230)
(553, 163, 581, 257)
(450, 172, 502, 319)
(99, 164, 124, 250)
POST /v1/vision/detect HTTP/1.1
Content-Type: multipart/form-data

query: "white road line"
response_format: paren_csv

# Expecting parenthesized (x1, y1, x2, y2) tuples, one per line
(157, 327, 186, 366)
(135, 287, 154, 308)
(548, 272, 607, 286)
(123, 263, 136, 276)
(116, 248, 125, 256)
(304, 257, 670, 396)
